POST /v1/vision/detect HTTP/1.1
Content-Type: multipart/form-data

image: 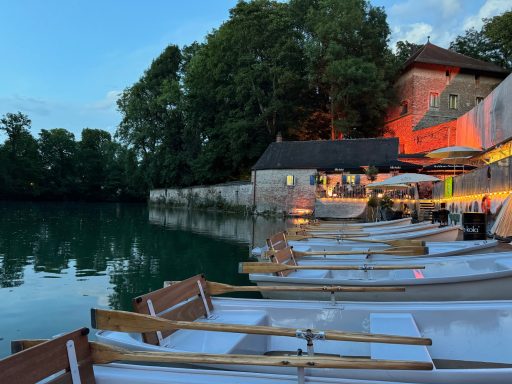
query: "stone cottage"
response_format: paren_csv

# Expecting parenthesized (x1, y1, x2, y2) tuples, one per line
(251, 137, 418, 217)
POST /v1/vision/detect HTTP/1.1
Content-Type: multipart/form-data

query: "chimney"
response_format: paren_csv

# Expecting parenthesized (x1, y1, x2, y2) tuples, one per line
(276, 132, 283, 142)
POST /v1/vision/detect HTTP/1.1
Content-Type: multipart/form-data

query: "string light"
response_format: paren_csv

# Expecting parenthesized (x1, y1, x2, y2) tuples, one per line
(432, 190, 512, 202)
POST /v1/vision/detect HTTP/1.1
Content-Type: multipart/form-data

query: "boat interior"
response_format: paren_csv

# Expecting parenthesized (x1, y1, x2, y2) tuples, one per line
(98, 275, 512, 370)
(264, 247, 512, 282)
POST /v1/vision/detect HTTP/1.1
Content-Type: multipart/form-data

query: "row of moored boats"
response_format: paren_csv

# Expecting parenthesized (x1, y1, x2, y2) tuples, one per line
(3, 217, 512, 383)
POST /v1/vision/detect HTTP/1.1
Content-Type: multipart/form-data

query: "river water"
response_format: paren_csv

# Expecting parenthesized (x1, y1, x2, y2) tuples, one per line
(0, 202, 289, 357)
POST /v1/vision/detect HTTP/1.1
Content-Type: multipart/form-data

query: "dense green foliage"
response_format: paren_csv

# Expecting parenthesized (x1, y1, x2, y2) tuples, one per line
(0, 112, 145, 201)
(450, 10, 512, 69)
(117, 0, 397, 187)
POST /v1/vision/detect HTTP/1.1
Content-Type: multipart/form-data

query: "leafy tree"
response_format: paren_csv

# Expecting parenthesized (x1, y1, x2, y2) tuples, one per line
(483, 11, 512, 69)
(294, 0, 394, 138)
(0, 112, 41, 198)
(38, 128, 77, 198)
(450, 10, 512, 69)
(185, 0, 310, 183)
(77, 128, 115, 200)
(394, 40, 422, 66)
(117, 44, 187, 188)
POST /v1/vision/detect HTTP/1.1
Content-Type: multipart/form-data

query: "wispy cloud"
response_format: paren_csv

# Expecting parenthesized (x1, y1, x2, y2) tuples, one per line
(86, 90, 121, 111)
(392, 23, 433, 47)
(463, 0, 511, 30)
(0, 93, 121, 139)
(0, 95, 55, 116)
(388, 0, 509, 49)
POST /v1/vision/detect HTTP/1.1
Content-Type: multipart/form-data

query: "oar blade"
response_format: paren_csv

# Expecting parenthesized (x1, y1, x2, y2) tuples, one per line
(91, 308, 171, 333)
(239, 262, 289, 274)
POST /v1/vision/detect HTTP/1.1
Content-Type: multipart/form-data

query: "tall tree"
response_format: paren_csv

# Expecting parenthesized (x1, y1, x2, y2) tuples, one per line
(38, 128, 77, 198)
(185, 0, 310, 183)
(394, 40, 422, 66)
(294, 0, 394, 138)
(117, 44, 186, 188)
(77, 128, 114, 200)
(0, 112, 41, 198)
(450, 10, 512, 70)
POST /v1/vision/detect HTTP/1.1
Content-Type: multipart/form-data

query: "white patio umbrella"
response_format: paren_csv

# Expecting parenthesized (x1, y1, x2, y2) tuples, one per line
(426, 146, 482, 159)
(377, 173, 440, 185)
(366, 182, 409, 190)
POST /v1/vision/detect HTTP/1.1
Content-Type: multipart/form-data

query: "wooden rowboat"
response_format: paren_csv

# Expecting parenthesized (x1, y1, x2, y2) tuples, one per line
(94, 275, 512, 383)
(245, 250, 512, 301)
(0, 327, 428, 384)
(290, 226, 460, 243)
(290, 222, 437, 237)
(253, 240, 501, 260)
(311, 218, 412, 228)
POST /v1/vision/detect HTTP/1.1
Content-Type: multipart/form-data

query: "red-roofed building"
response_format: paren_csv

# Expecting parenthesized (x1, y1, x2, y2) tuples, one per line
(385, 42, 509, 157)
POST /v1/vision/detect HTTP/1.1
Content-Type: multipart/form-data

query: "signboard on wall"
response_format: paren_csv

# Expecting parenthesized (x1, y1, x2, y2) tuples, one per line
(444, 177, 453, 198)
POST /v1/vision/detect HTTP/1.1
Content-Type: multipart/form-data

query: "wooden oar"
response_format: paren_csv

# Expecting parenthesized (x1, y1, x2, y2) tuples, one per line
(297, 246, 428, 257)
(299, 224, 365, 230)
(11, 339, 433, 371)
(266, 246, 428, 258)
(288, 232, 370, 239)
(286, 233, 425, 247)
(91, 308, 431, 346)
(239, 262, 425, 274)
(166, 281, 406, 295)
(91, 342, 433, 370)
(288, 227, 366, 235)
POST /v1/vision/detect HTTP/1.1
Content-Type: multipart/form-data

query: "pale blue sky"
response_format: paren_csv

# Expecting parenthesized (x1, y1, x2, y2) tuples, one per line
(0, 0, 509, 141)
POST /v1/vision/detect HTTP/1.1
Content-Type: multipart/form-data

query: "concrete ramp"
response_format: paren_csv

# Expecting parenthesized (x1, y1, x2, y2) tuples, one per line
(314, 199, 367, 219)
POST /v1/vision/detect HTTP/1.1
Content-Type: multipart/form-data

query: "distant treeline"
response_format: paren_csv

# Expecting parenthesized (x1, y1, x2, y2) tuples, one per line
(2, 1, 510, 201)
(0, 112, 145, 201)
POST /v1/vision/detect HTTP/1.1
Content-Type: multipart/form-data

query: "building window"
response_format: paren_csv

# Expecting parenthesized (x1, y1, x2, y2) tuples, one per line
(449, 94, 458, 109)
(445, 70, 451, 85)
(475, 74, 480, 87)
(429, 92, 440, 108)
(286, 175, 295, 186)
(476, 96, 484, 105)
(400, 101, 408, 115)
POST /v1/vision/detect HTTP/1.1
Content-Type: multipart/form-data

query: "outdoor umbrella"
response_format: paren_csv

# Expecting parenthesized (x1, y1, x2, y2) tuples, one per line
(376, 173, 440, 185)
(366, 182, 410, 190)
(426, 146, 482, 159)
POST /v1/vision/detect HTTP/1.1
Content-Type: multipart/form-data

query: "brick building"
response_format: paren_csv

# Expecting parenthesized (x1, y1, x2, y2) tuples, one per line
(251, 138, 418, 216)
(385, 42, 508, 155)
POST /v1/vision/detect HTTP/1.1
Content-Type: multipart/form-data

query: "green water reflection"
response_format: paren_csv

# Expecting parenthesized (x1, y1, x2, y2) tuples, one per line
(0, 202, 287, 357)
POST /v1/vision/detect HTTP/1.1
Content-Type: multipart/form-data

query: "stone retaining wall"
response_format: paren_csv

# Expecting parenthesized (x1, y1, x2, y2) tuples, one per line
(149, 182, 253, 212)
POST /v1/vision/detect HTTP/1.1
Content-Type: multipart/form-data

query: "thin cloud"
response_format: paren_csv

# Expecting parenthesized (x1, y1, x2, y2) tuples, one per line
(86, 90, 121, 111)
(463, 0, 511, 30)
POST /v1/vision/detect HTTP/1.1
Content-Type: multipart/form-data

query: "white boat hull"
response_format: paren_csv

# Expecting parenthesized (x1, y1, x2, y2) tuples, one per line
(95, 363, 412, 384)
(249, 252, 512, 301)
(97, 298, 512, 383)
(254, 240, 501, 261)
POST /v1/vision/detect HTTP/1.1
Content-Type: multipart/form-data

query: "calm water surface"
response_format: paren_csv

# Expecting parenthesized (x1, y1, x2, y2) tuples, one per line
(0, 202, 288, 357)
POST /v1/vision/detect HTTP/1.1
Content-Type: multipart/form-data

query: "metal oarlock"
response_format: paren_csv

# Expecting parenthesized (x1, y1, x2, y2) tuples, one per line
(296, 329, 325, 357)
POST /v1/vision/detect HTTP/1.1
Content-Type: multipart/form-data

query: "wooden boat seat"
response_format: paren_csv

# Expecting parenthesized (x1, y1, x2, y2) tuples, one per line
(164, 310, 269, 354)
(133, 275, 269, 353)
(267, 232, 288, 250)
(370, 313, 432, 364)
